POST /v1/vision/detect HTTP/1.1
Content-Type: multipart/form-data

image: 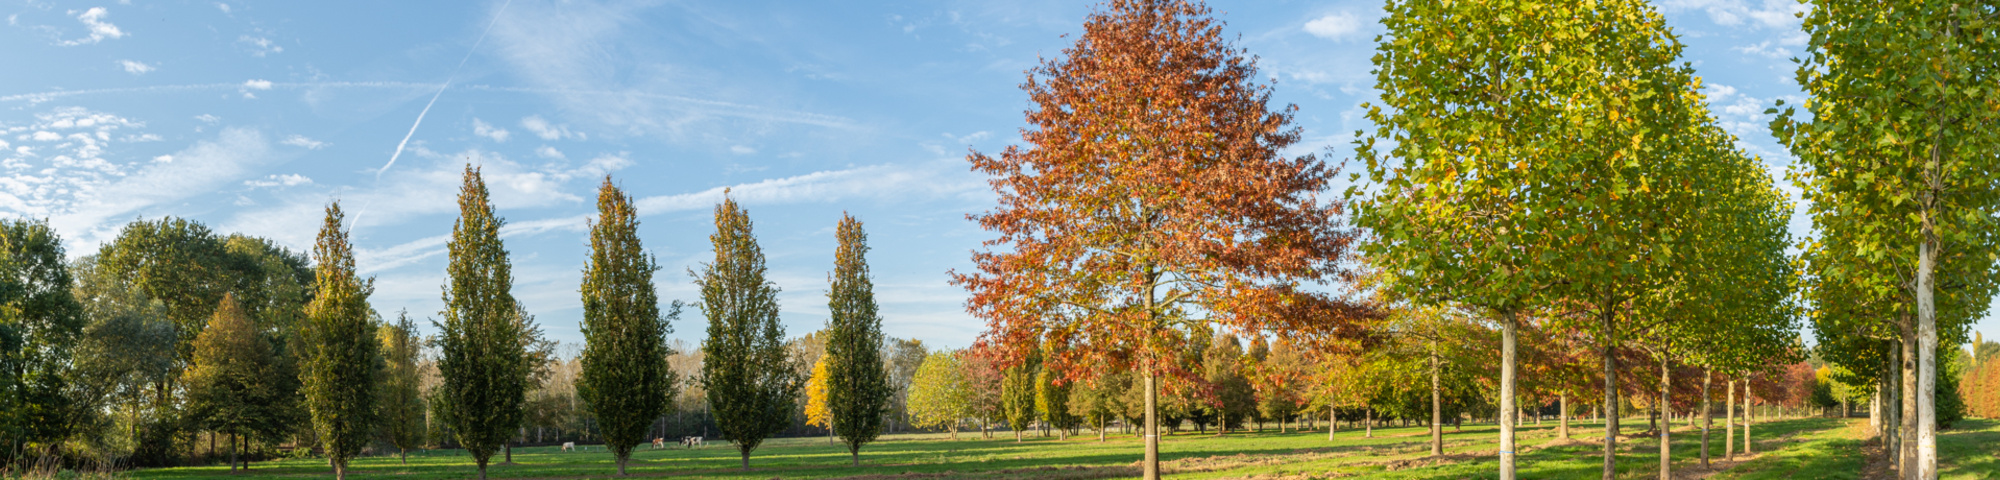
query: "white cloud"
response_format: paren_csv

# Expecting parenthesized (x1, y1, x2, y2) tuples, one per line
(215, 3, 231, 14)
(118, 60, 153, 74)
(1660, 0, 1808, 30)
(472, 118, 510, 142)
(1304, 12, 1362, 41)
(281, 135, 327, 149)
(729, 145, 756, 155)
(243, 173, 311, 188)
(238, 35, 283, 56)
(243, 79, 273, 90)
(536, 145, 565, 159)
(194, 114, 221, 124)
(59, 8, 127, 46)
(519, 115, 581, 140)
(35, 127, 274, 248)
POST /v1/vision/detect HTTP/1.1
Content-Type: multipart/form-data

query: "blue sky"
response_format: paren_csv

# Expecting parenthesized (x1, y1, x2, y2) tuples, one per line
(3, 0, 1994, 350)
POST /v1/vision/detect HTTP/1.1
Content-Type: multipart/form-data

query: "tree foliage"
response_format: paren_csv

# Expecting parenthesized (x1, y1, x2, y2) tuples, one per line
(299, 202, 380, 480)
(434, 166, 532, 480)
(185, 294, 291, 469)
(377, 311, 425, 464)
(696, 196, 798, 470)
(907, 351, 971, 437)
(824, 214, 889, 465)
(0, 219, 85, 453)
(577, 178, 678, 476)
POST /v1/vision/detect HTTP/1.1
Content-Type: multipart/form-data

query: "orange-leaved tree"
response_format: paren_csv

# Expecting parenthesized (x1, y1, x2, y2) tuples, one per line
(951, 1, 1372, 478)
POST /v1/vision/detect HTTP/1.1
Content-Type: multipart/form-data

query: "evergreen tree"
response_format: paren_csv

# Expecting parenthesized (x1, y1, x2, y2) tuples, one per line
(185, 294, 286, 472)
(377, 311, 426, 465)
(578, 178, 679, 476)
(825, 214, 889, 465)
(696, 196, 798, 471)
(299, 202, 380, 480)
(435, 165, 531, 480)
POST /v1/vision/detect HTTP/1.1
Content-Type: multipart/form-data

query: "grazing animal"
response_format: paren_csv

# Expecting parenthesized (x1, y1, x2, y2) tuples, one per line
(681, 436, 703, 448)
(652, 437, 665, 449)
(562, 442, 575, 452)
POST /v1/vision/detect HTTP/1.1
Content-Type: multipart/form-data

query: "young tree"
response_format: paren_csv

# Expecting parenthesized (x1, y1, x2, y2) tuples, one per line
(1001, 349, 1040, 442)
(299, 202, 380, 480)
(696, 196, 798, 471)
(1774, 2, 2000, 477)
(960, 344, 1007, 438)
(1035, 365, 1075, 439)
(577, 178, 679, 476)
(434, 166, 533, 480)
(378, 311, 426, 465)
(184, 294, 287, 472)
(824, 214, 890, 465)
(804, 357, 833, 438)
(953, 2, 1368, 476)
(908, 351, 971, 438)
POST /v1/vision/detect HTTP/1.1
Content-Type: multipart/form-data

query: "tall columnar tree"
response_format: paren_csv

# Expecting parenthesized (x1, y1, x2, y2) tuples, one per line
(907, 350, 972, 438)
(1358, 1, 1737, 477)
(952, 1, 1369, 476)
(824, 214, 890, 465)
(184, 294, 286, 472)
(1035, 365, 1075, 439)
(1000, 351, 1040, 442)
(577, 178, 679, 476)
(299, 202, 380, 480)
(0, 219, 84, 455)
(696, 196, 798, 471)
(377, 311, 426, 465)
(435, 165, 532, 480)
(1773, 2, 2000, 477)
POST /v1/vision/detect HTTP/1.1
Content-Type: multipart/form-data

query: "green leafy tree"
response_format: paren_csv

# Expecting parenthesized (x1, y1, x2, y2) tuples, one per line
(577, 178, 679, 476)
(0, 219, 85, 457)
(906, 351, 970, 438)
(434, 165, 532, 480)
(1035, 365, 1074, 439)
(299, 202, 380, 480)
(696, 196, 798, 471)
(1773, 2, 2000, 476)
(824, 214, 890, 465)
(377, 311, 426, 464)
(185, 294, 289, 472)
(66, 255, 177, 457)
(1000, 351, 1039, 442)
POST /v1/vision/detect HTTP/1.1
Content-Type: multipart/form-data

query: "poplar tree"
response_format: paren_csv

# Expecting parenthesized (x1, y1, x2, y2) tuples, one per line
(1001, 352, 1039, 442)
(435, 165, 531, 480)
(696, 196, 797, 471)
(824, 214, 889, 466)
(1035, 366, 1074, 439)
(300, 202, 380, 480)
(578, 178, 678, 476)
(185, 294, 286, 473)
(377, 311, 426, 465)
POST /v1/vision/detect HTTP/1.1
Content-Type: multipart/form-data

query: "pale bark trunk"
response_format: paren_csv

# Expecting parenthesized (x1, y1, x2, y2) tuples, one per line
(1431, 336, 1443, 457)
(1144, 370, 1160, 480)
(1500, 312, 1518, 480)
(1328, 406, 1337, 441)
(1366, 406, 1374, 438)
(1743, 379, 1754, 456)
(1701, 369, 1712, 468)
(1916, 239, 1938, 480)
(1902, 332, 1918, 479)
(1558, 392, 1570, 439)
(1660, 351, 1671, 479)
(1600, 308, 1620, 480)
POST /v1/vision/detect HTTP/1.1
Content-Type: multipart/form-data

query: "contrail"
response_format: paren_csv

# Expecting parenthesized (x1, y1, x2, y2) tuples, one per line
(374, 0, 514, 179)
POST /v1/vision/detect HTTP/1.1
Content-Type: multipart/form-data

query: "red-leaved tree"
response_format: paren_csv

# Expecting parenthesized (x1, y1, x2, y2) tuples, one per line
(951, 1, 1373, 477)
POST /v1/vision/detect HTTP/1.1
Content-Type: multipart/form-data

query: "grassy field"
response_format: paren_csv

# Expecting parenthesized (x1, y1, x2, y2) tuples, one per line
(119, 417, 2000, 479)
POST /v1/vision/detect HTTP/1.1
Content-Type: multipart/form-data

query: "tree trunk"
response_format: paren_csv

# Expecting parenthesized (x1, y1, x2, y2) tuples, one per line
(1659, 350, 1671, 479)
(1916, 238, 1938, 480)
(1744, 379, 1754, 456)
(1600, 308, 1620, 480)
(1328, 407, 1337, 441)
(618, 455, 628, 476)
(851, 449, 860, 467)
(1365, 406, 1374, 438)
(1559, 392, 1570, 439)
(1432, 336, 1443, 457)
(1726, 376, 1735, 460)
(505, 442, 513, 464)
(740, 449, 751, 471)
(1901, 332, 1917, 479)
(230, 433, 239, 472)
(1701, 369, 1712, 468)
(477, 457, 489, 480)
(1500, 312, 1518, 480)
(1143, 370, 1160, 480)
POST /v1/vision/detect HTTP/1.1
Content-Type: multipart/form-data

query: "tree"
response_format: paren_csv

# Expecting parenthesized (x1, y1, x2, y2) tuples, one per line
(1773, 2, 2000, 477)
(378, 311, 425, 465)
(185, 294, 288, 472)
(299, 202, 380, 480)
(696, 195, 798, 471)
(823, 214, 890, 465)
(577, 178, 679, 476)
(804, 357, 833, 435)
(960, 344, 1007, 438)
(66, 255, 177, 459)
(953, 1, 1369, 476)
(883, 337, 928, 433)
(434, 165, 533, 480)
(1201, 331, 1254, 434)
(1001, 350, 1040, 442)
(907, 351, 971, 438)
(0, 219, 85, 457)
(1035, 365, 1075, 439)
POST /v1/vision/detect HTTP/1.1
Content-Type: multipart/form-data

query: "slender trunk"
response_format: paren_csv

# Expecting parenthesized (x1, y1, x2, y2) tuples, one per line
(1144, 370, 1160, 480)
(229, 433, 238, 472)
(851, 450, 859, 467)
(618, 455, 628, 476)
(1500, 311, 1518, 480)
(505, 442, 513, 464)
(1328, 407, 1337, 441)
(1660, 350, 1671, 479)
(1702, 369, 1712, 468)
(1744, 379, 1754, 456)
(1601, 307, 1620, 480)
(1726, 375, 1736, 460)
(1869, 377, 1883, 437)
(740, 449, 750, 470)
(1916, 237, 1938, 480)
(1366, 406, 1374, 438)
(1559, 392, 1570, 439)
(1431, 336, 1443, 457)
(1901, 332, 1918, 479)
(401, 448, 408, 466)
(477, 457, 489, 480)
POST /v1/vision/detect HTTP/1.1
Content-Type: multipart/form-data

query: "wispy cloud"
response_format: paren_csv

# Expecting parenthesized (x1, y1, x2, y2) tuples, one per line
(238, 35, 283, 56)
(520, 115, 582, 141)
(472, 118, 510, 142)
(1303, 12, 1362, 41)
(40, 127, 275, 248)
(281, 135, 327, 149)
(58, 8, 127, 46)
(244, 173, 312, 188)
(117, 60, 153, 74)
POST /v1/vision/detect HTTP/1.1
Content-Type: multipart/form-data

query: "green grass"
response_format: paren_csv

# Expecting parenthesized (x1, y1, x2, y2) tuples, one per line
(116, 417, 2000, 479)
